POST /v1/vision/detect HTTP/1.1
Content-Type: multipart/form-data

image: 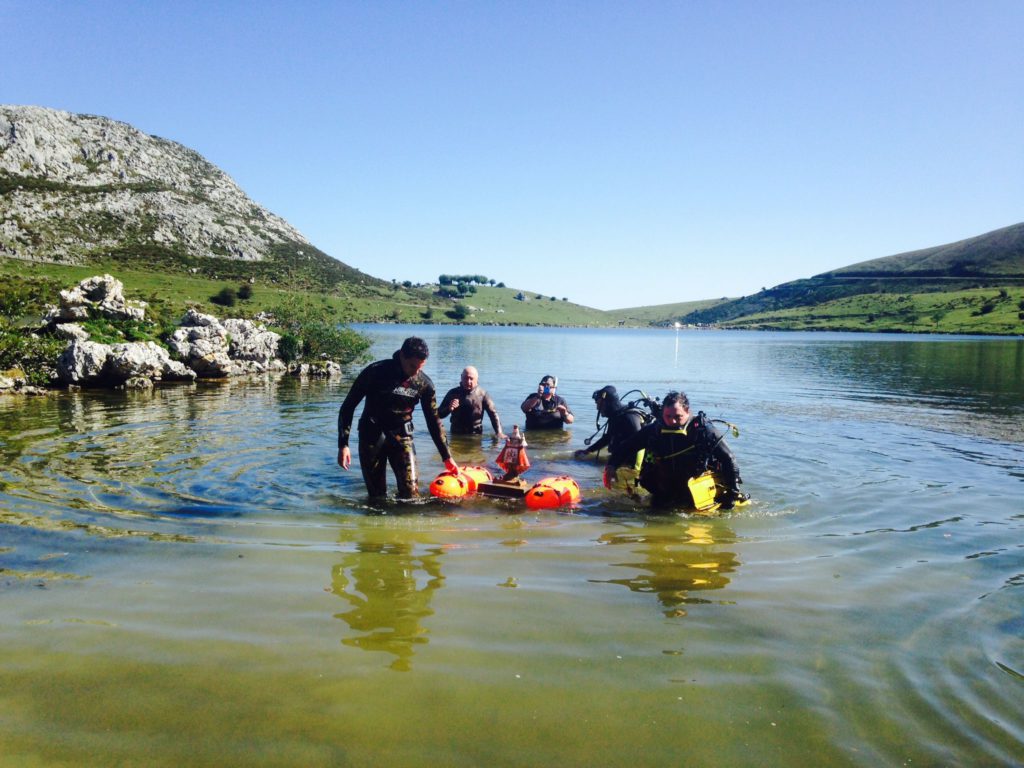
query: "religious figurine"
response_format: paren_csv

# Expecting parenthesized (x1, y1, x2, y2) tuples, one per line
(495, 424, 530, 481)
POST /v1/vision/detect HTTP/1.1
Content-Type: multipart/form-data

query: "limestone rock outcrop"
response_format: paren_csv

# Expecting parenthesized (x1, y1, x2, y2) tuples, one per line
(45, 274, 146, 324)
(57, 339, 196, 386)
(1, 105, 307, 265)
(169, 309, 283, 378)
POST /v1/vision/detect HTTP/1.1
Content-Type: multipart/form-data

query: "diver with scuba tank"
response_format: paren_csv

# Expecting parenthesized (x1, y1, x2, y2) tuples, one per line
(574, 385, 647, 460)
(605, 390, 749, 509)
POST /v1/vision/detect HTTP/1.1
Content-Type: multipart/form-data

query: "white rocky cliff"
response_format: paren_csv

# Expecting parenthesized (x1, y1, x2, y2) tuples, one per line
(0, 104, 308, 264)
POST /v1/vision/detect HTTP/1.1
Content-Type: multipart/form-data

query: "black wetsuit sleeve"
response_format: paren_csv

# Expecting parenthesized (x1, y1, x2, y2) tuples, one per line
(608, 423, 651, 469)
(338, 366, 372, 450)
(438, 388, 456, 418)
(711, 429, 741, 488)
(420, 387, 452, 462)
(483, 391, 502, 435)
(587, 431, 611, 454)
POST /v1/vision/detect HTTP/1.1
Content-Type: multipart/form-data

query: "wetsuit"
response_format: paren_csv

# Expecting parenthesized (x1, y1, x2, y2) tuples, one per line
(580, 406, 646, 457)
(338, 351, 451, 499)
(438, 385, 503, 436)
(608, 413, 742, 507)
(523, 393, 573, 430)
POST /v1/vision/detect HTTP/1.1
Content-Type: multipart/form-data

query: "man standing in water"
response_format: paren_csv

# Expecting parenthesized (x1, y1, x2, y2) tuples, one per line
(438, 365, 505, 439)
(521, 374, 574, 430)
(338, 337, 459, 500)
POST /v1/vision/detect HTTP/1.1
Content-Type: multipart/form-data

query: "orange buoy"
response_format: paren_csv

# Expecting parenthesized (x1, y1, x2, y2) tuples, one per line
(429, 471, 470, 500)
(459, 465, 493, 494)
(524, 475, 581, 510)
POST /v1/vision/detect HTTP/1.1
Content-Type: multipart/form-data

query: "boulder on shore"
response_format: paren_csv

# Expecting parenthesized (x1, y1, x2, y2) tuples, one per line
(57, 339, 197, 386)
(169, 309, 283, 378)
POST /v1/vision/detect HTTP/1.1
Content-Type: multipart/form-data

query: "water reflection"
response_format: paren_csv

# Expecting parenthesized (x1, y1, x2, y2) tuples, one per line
(592, 520, 740, 616)
(767, 337, 1024, 422)
(330, 523, 446, 671)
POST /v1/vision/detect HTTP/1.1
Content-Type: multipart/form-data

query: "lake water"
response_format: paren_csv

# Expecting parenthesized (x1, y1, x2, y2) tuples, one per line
(2, 326, 1022, 767)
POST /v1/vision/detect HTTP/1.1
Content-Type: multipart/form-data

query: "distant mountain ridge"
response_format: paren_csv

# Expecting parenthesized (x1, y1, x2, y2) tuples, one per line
(680, 221, 1024, 325)
(0, 105, 378, 289)
(821, 222, 1024, 278)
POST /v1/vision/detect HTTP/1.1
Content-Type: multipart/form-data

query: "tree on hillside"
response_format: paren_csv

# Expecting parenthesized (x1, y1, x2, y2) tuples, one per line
(447, 303, 469, 320)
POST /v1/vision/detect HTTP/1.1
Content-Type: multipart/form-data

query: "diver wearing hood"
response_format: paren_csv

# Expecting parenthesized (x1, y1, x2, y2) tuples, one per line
(574, 385, 646, 460)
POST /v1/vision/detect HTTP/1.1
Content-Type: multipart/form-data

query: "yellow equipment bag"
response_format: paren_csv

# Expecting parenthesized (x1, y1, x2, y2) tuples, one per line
(687, 471, 720, 512)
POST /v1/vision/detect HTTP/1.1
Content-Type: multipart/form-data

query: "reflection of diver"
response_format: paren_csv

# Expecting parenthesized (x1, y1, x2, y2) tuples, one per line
(591, 519, 740, 616)
(330, 524, 446, 671)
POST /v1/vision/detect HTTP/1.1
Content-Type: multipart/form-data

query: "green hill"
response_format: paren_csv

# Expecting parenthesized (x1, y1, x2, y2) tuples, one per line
(824, 222, 1024, 277)
(677, 222, 1024, 332)
(605, 298, 731, 326)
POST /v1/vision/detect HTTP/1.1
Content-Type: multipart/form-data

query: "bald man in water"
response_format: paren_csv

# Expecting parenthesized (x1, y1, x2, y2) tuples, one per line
(438, 366, 505, 439)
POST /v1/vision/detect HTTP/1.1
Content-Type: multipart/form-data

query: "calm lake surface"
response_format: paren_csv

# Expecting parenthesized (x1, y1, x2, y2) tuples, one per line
(2, 326, 1022, 767)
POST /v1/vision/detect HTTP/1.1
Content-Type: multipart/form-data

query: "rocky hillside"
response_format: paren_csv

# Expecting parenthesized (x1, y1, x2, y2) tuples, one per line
(0, 105, 378, 290)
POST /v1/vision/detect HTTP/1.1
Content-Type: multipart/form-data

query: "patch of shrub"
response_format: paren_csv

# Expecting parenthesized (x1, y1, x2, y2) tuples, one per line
(0, 275, 62, 320)
(278, 333, 301, 363)
(0, 326, 65, 386)
(81, 314, 162, 345)
(211, 286, 237, 307)
(446, 303, 469, 321)
(237, 283, 253, 300)
(271, 298, 371, 365)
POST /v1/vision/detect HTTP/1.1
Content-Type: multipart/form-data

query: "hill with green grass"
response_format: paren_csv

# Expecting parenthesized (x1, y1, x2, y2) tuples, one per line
(669, 222, 1024, 335)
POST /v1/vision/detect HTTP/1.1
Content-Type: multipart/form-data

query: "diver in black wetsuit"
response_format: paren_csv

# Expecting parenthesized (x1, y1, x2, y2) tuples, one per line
(605, 390, 748, 509)
(438, 365, 505, 438)
(337, 337, 459, 499)
(574, 385, 646, 460)
(521, 374, 574, 430)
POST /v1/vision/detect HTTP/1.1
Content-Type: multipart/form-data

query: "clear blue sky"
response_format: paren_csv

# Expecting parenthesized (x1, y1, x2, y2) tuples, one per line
(3, 1, 1022, 309)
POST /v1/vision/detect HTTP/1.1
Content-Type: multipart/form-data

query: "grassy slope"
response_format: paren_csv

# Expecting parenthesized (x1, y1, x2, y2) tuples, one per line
(605, 298, 731, 326)
(6, 256, 1023, 335)
(825, 221, 1024, 276)
(719, 286, 1024, 334)
(0, 258, 619, 327)
(681, 222, 1024, 333)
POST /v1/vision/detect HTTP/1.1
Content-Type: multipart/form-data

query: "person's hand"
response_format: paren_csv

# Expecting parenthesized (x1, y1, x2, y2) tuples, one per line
(603, 465, 616, 489)
(338, 447, 351, 470)
(449, 398, 460, 411)
(444, 458, 460, 474)
(496, 432, 507, 441)
(719, 488, 750, 509)
(574, 449, 589, 460)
